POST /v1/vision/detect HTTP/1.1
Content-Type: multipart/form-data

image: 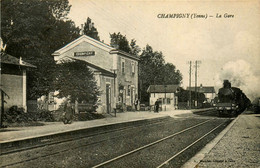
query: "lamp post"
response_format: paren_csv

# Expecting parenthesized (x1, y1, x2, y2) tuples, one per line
(111, 69, 117, 97)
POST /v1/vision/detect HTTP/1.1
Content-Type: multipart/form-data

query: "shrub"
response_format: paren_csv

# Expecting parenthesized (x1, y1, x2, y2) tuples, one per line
(3, 106, 54, 123)
(4, 106, 29, 123)
(76, 112, 104, 121)
(37, 110, 55, 122)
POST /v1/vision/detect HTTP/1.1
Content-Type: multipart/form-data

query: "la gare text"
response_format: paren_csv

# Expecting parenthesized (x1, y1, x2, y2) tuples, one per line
(157, 13, 234, 19)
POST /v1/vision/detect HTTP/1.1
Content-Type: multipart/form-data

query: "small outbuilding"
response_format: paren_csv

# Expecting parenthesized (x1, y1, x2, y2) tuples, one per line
(0, 52, 36, 112)
(147, 85, 180, 111)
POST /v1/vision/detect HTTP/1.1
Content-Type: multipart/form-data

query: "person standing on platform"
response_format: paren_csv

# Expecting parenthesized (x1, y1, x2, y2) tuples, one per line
(63, 97, 73, 124)
(154, 99, 160, 113)
(134, 98, 139, 111)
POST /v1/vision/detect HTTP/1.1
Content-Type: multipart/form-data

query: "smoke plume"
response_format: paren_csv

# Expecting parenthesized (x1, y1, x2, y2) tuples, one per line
(215, 59, 260, 101)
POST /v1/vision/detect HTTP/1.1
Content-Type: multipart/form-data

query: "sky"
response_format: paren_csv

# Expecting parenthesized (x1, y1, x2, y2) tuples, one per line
(68, 0, 260, 100)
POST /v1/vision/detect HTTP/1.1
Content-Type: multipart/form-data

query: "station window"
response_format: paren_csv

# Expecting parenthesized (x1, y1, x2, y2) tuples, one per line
(128, 85, 131, 96)
(167, 98, 171, 104)
(131, 61, 135, 74)
(162, 98, 166, 104)
(121, 58, 125, 74)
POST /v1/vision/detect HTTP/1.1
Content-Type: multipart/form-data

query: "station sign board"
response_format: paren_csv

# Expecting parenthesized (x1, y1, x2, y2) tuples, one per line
(74, 51, 95, 57)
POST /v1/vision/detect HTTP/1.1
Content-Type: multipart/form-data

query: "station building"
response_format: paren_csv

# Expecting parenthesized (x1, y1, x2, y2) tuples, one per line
(52, 35, 139, 113)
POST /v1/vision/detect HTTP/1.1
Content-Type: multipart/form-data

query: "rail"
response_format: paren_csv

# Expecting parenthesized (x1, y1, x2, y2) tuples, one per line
(92, 119, 213, 168)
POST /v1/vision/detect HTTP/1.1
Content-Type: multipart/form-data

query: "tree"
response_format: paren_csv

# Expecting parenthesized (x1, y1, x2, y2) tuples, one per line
(109, 33, 182, 104)
(1, 0, 80, 99)
(55, 59, 99, 104)
(139, 45, 165, 103)
(110, 32, 141, 56)
(162, 63, 182, 85)
(139, 45, 182, 103)
(82, 17, 100, 41)
(129, 39, 141, 55)
(110, 32, 131, 53)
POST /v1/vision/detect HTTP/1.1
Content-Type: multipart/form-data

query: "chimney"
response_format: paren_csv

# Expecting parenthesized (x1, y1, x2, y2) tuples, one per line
(19, 57, 24, 65)
(111, 44, 119, 49)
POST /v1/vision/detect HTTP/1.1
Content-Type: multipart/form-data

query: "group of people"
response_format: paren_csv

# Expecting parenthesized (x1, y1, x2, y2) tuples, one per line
(62, 97, 161, 124)
(135, 98, 161, 113)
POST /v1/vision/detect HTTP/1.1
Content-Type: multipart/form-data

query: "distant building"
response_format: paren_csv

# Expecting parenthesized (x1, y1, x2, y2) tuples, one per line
(147, 85, 180, 111)
(186, 84, 216, 102)
(0, 53, 36, 112)
(52, 35, 139, 113)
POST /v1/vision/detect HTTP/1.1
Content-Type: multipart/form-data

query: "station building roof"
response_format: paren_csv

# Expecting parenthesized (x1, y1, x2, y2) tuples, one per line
(186, 86, 215, 93)
(52, 35, 139, 61)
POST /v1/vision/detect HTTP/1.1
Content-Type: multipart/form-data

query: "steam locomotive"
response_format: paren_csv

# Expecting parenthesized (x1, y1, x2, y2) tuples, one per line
(252, 97, 260, 113)
(215, 80, 250, 116)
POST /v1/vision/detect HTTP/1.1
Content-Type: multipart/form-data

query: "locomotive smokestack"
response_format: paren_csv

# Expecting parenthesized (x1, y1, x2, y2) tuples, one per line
(223, 80, 231, 88)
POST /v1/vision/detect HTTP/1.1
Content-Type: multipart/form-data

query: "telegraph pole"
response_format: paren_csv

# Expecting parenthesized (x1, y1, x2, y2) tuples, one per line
(194, 60, 201, 108)
(188, 61, 192, 109)
(195, 61, 197, 107)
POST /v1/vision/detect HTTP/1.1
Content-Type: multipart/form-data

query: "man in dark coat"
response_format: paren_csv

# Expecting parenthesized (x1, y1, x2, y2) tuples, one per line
(155, 99, 160, 113)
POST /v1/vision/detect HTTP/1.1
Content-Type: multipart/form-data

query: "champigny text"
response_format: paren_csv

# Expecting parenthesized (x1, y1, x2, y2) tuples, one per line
(157, 13, 234, 19)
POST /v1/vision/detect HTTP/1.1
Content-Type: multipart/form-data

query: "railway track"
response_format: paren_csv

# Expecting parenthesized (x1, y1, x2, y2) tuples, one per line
(1, 117, 202, 167)
(156, 122, 224, 168)
(1, 116, 170, 155)
(1, 110, 231, 168)
(1, 109, 218, 156)
(92, 119, 230, 168)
